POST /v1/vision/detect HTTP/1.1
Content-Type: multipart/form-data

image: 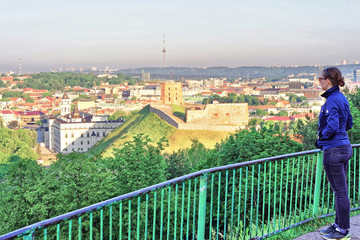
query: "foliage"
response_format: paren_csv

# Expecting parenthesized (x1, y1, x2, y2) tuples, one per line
(0, 158, 45, 233)
(287, 93, 307, 103)
(42, 92, 53, 98)
(248, 117, 263, 127)
(72, 94, 94, 102)
(346, 88, 360, 144)
(108, 110, 128, 121)
(277, 110, 289, 116)
(100, 134, 168, 194)
(171, 104, 186, 120)
(256, 109, 268, 116)
(2, 91, 25, 98)
(198, 127, 303, 170)
(15, 72, 139, 91)
(202, 93, 260, 105)
(0, 128, 37, 164)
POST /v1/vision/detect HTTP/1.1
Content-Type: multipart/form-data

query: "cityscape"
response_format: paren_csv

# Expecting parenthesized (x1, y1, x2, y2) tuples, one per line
(1, 0, 360, 239)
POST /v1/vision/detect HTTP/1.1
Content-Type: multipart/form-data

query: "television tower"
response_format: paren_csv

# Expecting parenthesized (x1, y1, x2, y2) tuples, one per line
(162, 34, 166, 68)
(18, 58, 22, 75)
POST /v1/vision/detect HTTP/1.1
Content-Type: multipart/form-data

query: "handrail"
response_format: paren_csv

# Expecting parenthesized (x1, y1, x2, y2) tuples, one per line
(1, 144, 360, 240)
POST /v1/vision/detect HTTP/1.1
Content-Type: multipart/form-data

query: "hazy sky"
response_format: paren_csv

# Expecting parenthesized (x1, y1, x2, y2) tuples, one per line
(1, 0, 359, 73)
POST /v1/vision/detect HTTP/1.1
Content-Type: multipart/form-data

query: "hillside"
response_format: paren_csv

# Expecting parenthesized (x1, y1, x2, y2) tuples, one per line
(90, 105, 231, 157)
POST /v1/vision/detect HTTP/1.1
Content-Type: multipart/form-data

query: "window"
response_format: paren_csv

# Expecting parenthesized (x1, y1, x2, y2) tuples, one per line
(65, 134, 68, 138)
(65, 142, 68, 145)
(226, 113, 230, 117)
(87, 133, 90, 137)
(169, 97, 170, 101)
(168, 87, 170, 90)
(71, 133, 74, 138)
(72, 142, 74, 145)
(97, 132, 99, 137)
(81, 141, 83, 145)
(81, 134, 83, 137)
(87, 141, 90, 145)
(72, 148, 74, 151)
(103, 132, 105, 137)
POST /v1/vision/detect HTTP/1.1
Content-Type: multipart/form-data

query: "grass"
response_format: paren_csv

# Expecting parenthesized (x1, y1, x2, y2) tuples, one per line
(89, 105, 176, 158)
(164, 129, 230, 153)
(171, 104, 186, 121)
(89, 105, 232, 157)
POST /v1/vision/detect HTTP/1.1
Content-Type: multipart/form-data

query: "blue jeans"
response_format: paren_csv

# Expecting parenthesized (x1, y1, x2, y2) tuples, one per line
(323, 144, 353, 229)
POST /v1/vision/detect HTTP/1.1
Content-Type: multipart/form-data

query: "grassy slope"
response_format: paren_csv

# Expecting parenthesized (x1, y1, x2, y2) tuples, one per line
(90, 105, 231, 157)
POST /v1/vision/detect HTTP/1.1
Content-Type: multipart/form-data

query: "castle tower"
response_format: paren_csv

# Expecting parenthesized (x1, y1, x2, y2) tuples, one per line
(61, 91, 71, 116)
(161, 82, 183, 105)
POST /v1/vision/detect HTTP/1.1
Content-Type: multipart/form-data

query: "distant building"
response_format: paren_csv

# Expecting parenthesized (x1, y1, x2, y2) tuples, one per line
(43, 92, 124, 154)
(19, 111, 46, 125)
(60, 92, 71, 116)
(141, 70, 151, 82)
(77, 99, 96, 110)
(160, 81, 183, 105)
(354, 70, 360, 82)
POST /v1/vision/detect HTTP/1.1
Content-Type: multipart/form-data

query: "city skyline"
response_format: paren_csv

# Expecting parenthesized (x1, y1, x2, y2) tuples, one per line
(1, 0, 360, 73)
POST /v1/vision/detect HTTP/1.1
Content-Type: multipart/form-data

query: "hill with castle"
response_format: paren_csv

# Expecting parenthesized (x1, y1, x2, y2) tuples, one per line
(88, 105, 233, 157)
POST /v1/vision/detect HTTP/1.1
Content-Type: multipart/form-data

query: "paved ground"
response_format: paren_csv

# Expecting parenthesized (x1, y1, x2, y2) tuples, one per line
(294, 214, 360, 240)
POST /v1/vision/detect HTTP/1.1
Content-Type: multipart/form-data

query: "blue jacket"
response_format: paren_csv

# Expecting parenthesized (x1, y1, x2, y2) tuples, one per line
(316, 86, 353, 150)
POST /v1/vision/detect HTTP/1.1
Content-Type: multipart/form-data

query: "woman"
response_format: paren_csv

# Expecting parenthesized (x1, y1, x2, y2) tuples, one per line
(316, 67, 353, 240)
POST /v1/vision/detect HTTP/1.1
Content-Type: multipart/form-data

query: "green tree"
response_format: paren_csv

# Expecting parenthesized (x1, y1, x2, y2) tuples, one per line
(199, 127, 302, 169)
(101, 134, 168, 194)
(0, 158, 45, 234)
(256, 109, 268, 116)
(108, 110, 127, 121)
(248, 117, 263, 127)
(277, 110, 288, 116)
(42, 92, 53, 98)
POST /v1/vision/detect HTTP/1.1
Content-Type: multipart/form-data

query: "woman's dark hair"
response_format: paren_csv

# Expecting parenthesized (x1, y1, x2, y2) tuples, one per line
(322, 67, 345, 87)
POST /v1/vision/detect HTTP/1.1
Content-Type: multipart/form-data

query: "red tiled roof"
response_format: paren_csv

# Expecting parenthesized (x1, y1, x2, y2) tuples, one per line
(0, 77, 14, 81)
(20, 111, 45, 116)
(1, 110, 14, 114)
(265, 116, 292, 121)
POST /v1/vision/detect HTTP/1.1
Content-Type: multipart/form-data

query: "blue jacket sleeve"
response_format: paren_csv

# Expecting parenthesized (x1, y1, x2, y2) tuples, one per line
(346, 109, 353, 131)
(320, 107, 339, 140)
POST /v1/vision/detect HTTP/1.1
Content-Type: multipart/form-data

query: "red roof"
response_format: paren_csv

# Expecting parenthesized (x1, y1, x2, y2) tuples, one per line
(20, 111, 45, 116)
(291, 113, 314, 119)
(1, 110, 15, 114)
(265, 116, 292, 121)
(0, 77, 14, 81)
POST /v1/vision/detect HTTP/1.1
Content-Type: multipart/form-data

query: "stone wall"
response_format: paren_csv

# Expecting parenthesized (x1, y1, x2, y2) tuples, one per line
(149, 105, 180, 128)
(149, 104, 247, 132)
(186, 103, 248, 126)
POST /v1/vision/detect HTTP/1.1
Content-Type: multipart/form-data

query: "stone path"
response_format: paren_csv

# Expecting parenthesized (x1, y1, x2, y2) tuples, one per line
(294, 214, 360, 240)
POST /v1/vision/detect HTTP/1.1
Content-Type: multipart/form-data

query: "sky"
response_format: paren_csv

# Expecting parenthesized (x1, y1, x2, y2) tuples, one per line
(1, 0, 360, 73)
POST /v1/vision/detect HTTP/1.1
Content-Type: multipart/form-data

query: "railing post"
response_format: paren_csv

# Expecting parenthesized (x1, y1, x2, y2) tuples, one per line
(197, 173, 208, 240)
(312, 151, 323, 217)
(22, 230, 35, 240)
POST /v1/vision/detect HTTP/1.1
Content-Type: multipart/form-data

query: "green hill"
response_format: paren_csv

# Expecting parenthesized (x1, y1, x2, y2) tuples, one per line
(89, 105, 231, 157)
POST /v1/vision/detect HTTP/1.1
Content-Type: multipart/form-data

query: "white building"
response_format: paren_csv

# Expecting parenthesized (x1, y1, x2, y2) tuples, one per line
(43, 93, 124, 153)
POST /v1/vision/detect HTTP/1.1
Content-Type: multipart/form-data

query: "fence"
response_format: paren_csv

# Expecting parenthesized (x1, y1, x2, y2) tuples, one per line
(1, 145, 360, 239)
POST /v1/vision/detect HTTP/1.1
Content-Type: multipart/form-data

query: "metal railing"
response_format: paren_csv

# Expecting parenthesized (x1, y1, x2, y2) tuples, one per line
(1, 145, 360, 240)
